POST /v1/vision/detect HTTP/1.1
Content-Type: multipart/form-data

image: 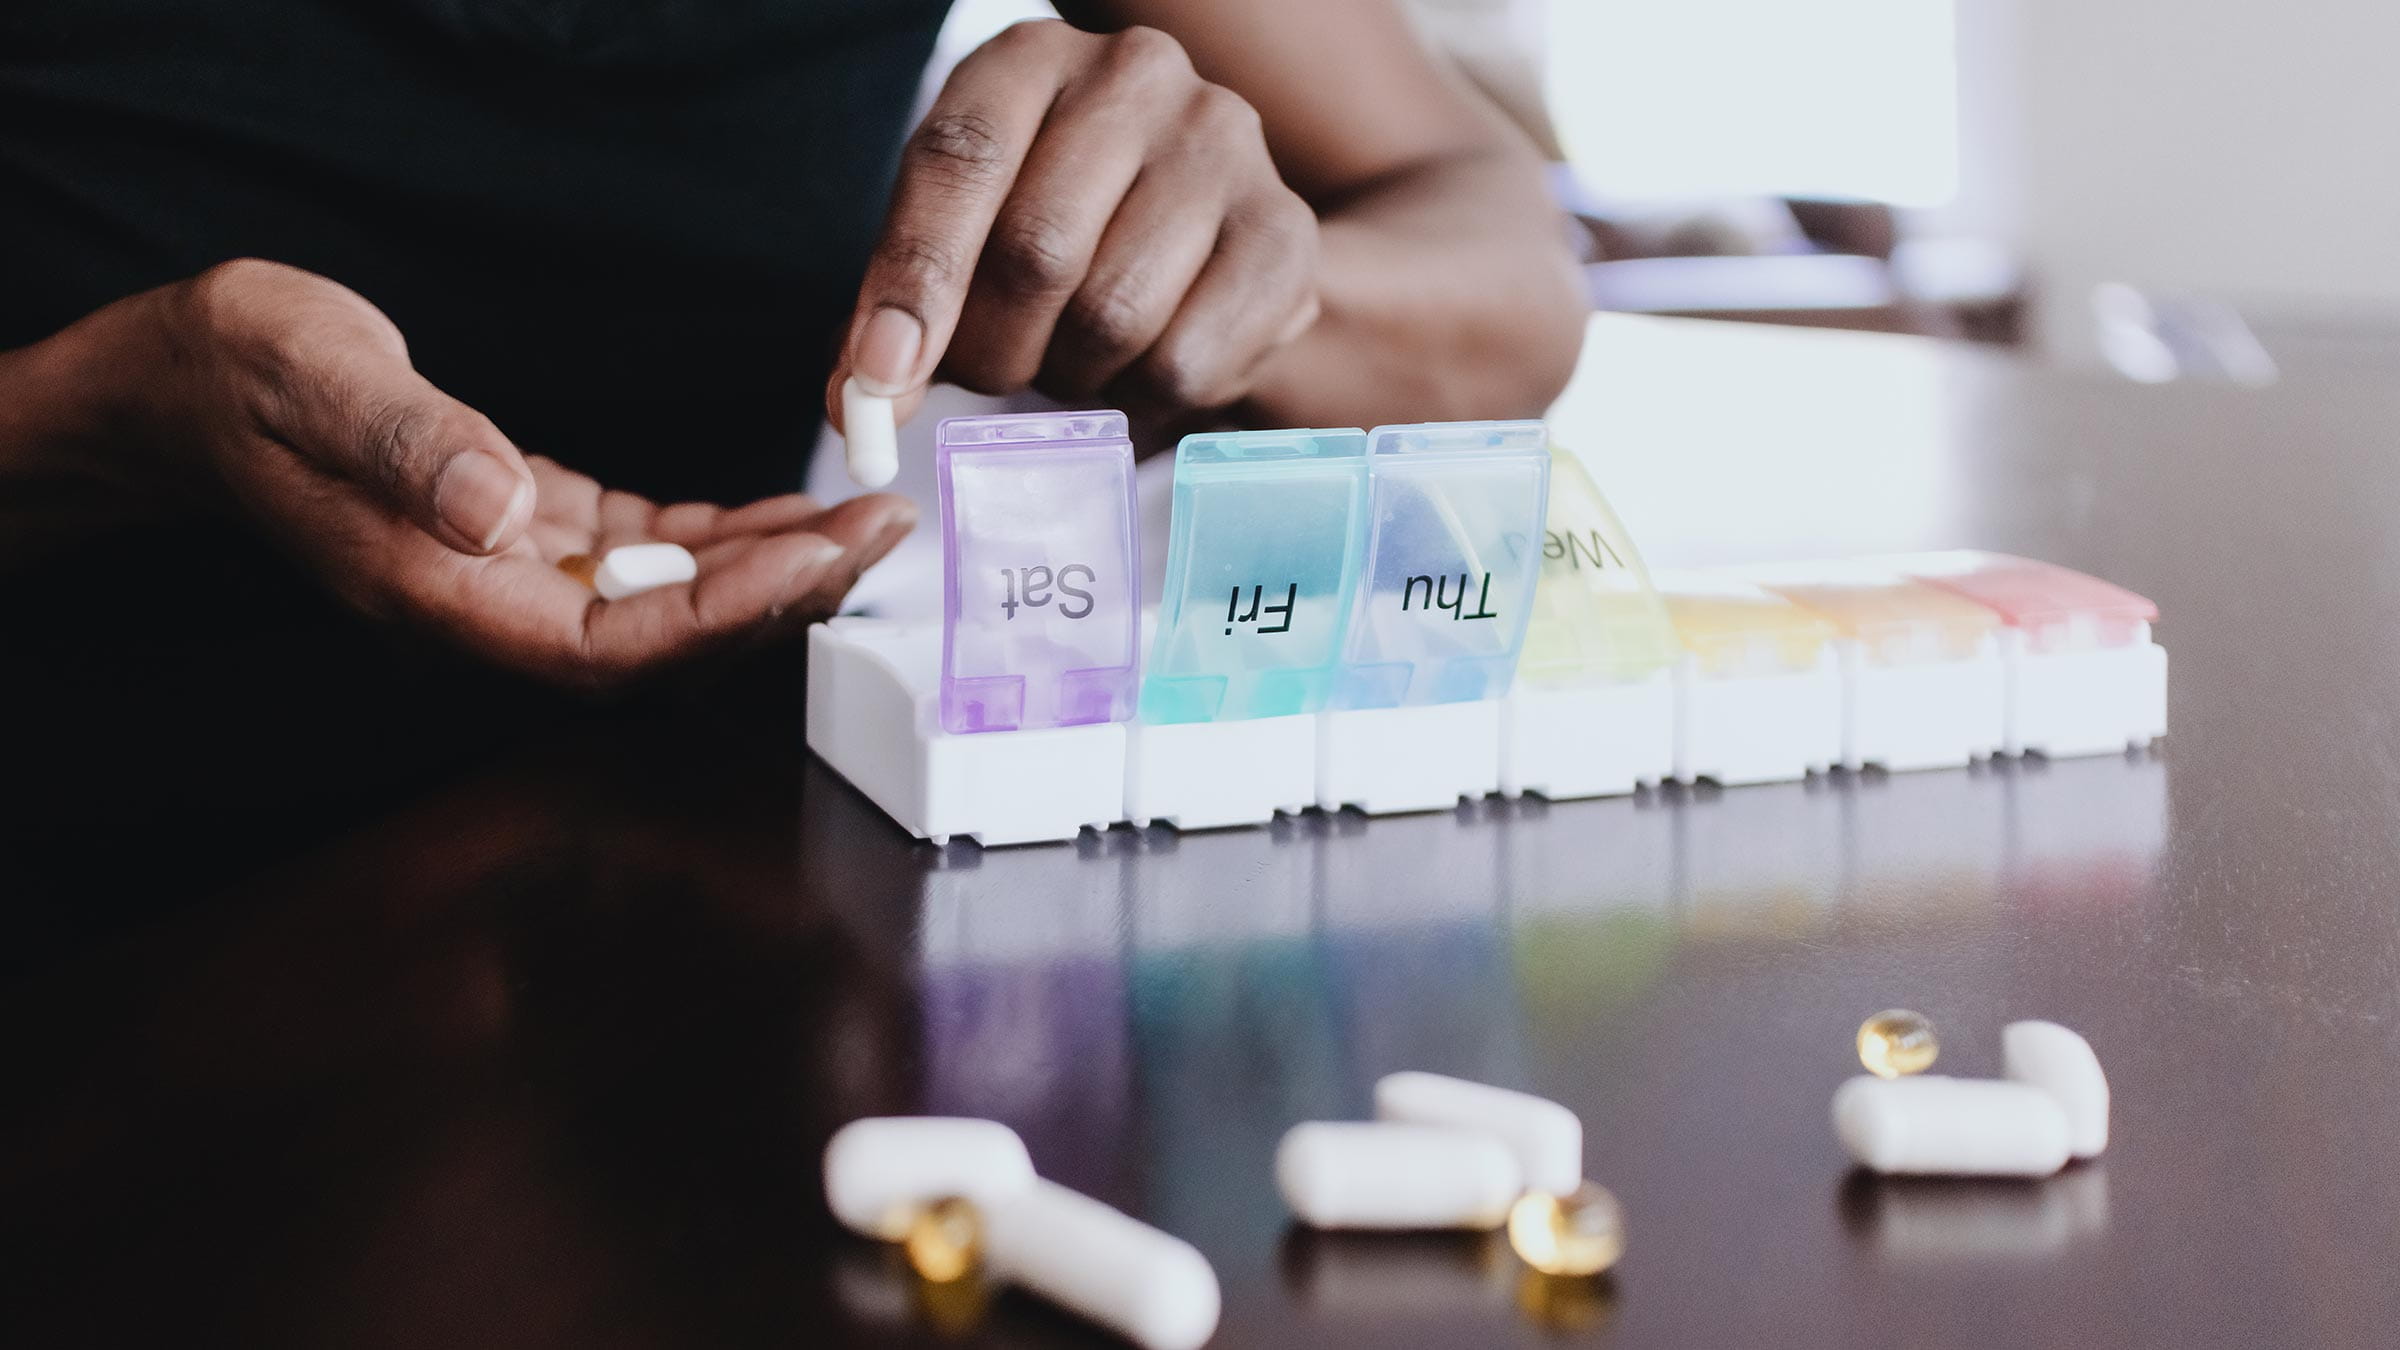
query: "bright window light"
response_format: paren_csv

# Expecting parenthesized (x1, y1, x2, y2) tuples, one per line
(1548, 0, 1960, 207)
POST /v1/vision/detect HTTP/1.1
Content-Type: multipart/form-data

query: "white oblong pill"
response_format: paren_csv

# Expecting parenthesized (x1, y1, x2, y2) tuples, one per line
(593, 542, 698, 601)
(1277, 1121, 1523, 1231)
(983, 1178, 1220, 1350)
(841, 377, 900, 489)
(1373, 1071, 1582, 1197)
(821, 1116, 1036, 1240)
(2003, 1020, 2110, 1159)
(1833, 1075, 2072, 1177)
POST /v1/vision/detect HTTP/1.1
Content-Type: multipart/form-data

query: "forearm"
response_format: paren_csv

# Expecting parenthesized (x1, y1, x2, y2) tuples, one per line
(1244, 144, 1586, 428)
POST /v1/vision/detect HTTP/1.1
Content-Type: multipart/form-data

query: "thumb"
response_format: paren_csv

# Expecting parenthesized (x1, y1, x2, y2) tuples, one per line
(296, 371, 535, 556)
(240, 302, 535, 554)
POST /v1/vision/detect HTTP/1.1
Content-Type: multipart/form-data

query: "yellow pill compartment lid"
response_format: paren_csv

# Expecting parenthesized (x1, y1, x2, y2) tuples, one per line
(1654, 569, 1839, 680)
(1516, 446, 1683, 689)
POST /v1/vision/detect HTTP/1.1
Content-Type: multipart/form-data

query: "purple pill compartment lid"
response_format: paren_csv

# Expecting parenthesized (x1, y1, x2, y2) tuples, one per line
(935, 411, 1141, 734)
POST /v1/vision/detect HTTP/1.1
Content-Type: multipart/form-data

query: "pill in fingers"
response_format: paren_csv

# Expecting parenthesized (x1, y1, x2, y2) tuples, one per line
(2003, 1020, 2110, 1159)
(821, 1117, 1036, 1240)
(982, 1178, 1220, 1350)
(1277, 1121, 1523, 1230)
(593, 543, 698, 601)
(1374, 1071, 1583, 1197)
(1832, 1075, 2072, 1177)
(842, 376, 900, 489)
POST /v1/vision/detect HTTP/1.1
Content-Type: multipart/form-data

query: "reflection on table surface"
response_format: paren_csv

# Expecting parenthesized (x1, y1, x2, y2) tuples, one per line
(17, 313, 2400, 1348)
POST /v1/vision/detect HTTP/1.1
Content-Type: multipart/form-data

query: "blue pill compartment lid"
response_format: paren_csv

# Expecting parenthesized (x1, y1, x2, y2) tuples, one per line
(1140, 428, 1372, 724)
(1335, 420, 1553, 708)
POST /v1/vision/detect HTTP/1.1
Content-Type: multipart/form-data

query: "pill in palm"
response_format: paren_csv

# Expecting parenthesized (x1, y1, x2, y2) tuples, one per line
(1276, 1121, 1523, 1230)
(1507, 1181, 1625, 1277)
(555, 552, 599, 587)
(904, 1195, 984, 1283)
(2003, 1020, 2110, 1158)
(1833, 1075, 2072, 1177)
(593, 542, 698, 600)
(1857, 1009, 1939, 1078)
(1374, 1071, 1583, 1197)
(821, 1116, 1036, 1240)
(842, 376, 900, 489)
(983, 1177, 1221, 1350)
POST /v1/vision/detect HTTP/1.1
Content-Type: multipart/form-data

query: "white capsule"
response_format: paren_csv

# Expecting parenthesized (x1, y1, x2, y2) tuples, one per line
(842, 377, 900, 489)
(982, 1178, 1220, 1350)
(593, 542, 698, 601)
(821, 1116, 1036, 1240)
(1374, 1071, 1582, 1197)
(1833, 1075, 2072, 1177)
(1277, 1121, 1523, 1231)
(2003, 1020, 2110, 1159)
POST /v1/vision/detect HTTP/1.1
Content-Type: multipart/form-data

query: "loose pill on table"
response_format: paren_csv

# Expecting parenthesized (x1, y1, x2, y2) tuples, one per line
(593, 543, 698, 601)
(982, 1177, 1221, 1350)
(1857, 1009, 1940, 1079)
(1277, 1121, 1523, 1231)
(2002, 1020, 2110, 1159)
(1374, 1071, 1583, 1197)
(842, 377, 900, 489)
(905, 1195, 984, 1283)
(822, 1116, 1036, 1240)
(1833, 1075, 2072, 1177)
(1507, 1181, 1624, 1277)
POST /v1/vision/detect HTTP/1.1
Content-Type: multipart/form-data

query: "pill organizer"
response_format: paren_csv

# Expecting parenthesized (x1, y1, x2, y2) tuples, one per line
(806, 417, 2166, 847)
(1496, 446, 1680, 801)
(1316, 421, 1550, 814)
(1128, 428, 1370, 830)
(1733, 560, 2007, 772)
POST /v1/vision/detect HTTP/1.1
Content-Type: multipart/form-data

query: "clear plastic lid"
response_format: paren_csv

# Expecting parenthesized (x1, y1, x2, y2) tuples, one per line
(1868, 550, 2158, 654)
(1140, 428, 1372, 723)
(1653, 569, 1839, 680)
(1334, 421, 1552, 708)
(935, 411, 1140, 734)
(1733, 560, 2001, 666)
(1517, 445, 1682, 689)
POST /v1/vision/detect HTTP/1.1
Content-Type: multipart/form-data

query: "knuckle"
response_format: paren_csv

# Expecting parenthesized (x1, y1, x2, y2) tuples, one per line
(354, 397, 447, 495)
(875, 229, 970, 296)
(908, 110, 1012, 188)
(986, 211, 1086, 298)
(1129, 338, 1228, 412)
(1191, 83, 1262, 141)
(1063, 275, 1156, 356)
(1106, 25, 1190, 81)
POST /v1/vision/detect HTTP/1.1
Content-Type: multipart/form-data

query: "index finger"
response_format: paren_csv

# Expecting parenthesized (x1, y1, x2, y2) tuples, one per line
(826, 22, 1079, 427)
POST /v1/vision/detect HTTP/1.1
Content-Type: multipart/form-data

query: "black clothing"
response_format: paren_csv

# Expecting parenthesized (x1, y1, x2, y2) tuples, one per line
(0, 0, 951, 502)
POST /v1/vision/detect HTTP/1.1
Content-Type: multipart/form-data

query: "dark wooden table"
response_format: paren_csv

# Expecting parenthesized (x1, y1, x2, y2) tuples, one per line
(10, 316, 2398, 1349)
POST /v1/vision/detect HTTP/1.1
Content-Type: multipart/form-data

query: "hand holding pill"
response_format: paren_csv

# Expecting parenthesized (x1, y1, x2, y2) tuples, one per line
(55, 260, 915, 690)
(824, 21, 1319, 442)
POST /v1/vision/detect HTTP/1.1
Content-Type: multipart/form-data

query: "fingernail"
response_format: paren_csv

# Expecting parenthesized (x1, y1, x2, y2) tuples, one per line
(851, 307, 924, 397)
(434, 452, 531, 552)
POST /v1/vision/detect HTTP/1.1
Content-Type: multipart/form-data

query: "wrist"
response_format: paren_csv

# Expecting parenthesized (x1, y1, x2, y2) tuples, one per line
(0, 288, 170, 487)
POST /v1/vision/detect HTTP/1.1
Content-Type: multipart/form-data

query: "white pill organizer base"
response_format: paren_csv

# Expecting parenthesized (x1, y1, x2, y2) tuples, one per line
(807, 621, 1125, 847)
(806, 610, 2162, 847)
(1498, 674, 1675, 800)
(1674, 650, 1843, 786)
(1127, 714, 1316, 830)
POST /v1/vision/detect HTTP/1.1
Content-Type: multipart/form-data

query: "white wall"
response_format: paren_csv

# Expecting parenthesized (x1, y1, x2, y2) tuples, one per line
(2007, 0, 2400, 361)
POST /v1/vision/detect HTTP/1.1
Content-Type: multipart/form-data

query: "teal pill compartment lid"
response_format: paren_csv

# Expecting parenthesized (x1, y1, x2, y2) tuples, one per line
(1140, 428, 1372, 724)
(1336, 420, 1553, 709)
